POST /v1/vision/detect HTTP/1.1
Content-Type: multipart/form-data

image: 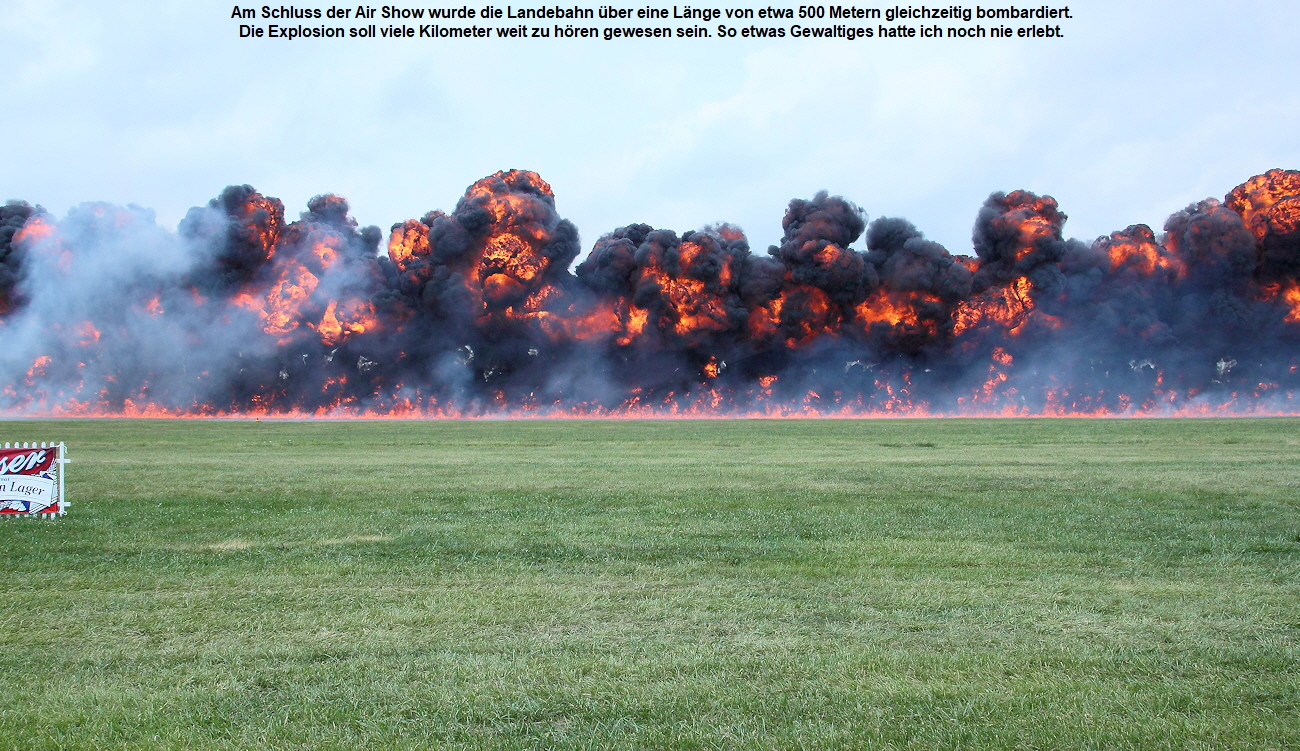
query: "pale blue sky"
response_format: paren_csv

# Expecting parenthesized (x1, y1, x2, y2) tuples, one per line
(3, 1, 1297, 255)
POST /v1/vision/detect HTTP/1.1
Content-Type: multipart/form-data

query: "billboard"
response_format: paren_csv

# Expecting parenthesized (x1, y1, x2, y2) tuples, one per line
(0, 443, 68, 517)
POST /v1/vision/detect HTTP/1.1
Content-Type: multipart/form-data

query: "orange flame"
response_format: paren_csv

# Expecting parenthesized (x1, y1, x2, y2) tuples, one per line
(952, 277, 1034, 336)
(1100, 224, 1184, 277)
(1225, 168, 1300, 242)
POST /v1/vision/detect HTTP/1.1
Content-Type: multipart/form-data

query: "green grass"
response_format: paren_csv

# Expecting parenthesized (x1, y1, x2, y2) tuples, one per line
(1, 418, 1297, 749)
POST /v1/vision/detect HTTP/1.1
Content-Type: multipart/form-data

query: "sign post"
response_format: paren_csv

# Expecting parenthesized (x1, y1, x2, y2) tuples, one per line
(0, 442, 69, 518)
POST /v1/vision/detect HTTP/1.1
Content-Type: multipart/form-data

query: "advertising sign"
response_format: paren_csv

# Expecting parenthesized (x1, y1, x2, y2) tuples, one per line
(0, 443, 68, 516)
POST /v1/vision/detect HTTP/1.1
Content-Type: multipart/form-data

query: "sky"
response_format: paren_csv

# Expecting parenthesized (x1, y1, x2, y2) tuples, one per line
(3, 0, 1298, 257)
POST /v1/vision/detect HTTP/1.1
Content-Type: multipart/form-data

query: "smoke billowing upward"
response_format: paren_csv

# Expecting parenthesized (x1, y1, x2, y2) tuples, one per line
(0, 201, 38, 316)
(2, 168, 1299, 417)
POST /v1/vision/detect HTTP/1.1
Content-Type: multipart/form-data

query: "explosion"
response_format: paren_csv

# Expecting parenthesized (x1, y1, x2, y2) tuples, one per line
(2, 169, 1298, 417)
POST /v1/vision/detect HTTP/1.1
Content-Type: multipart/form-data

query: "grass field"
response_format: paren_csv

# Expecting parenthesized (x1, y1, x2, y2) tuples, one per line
(0, 418, 1297, 749)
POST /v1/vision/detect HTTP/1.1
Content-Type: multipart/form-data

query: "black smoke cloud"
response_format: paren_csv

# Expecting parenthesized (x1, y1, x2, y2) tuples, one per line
(2, 169, 1298, 416)
(0, 201, 38, 315)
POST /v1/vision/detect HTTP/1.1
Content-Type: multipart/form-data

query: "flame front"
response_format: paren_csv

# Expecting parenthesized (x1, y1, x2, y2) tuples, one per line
(2, 169, 1299, 417)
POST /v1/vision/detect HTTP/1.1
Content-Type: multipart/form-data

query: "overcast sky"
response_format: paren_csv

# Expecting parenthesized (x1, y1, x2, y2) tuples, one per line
(3, 1, 1297, 256)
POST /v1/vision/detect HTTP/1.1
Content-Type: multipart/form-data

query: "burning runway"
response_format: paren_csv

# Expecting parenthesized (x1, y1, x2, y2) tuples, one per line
(2, 168, 1297, 417)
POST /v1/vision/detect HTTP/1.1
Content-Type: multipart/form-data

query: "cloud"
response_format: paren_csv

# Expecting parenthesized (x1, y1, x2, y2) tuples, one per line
(2, 0, 1298, 261)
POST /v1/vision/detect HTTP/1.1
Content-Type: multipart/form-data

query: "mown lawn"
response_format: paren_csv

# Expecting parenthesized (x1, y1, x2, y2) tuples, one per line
(1, 418, 1297, 749)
